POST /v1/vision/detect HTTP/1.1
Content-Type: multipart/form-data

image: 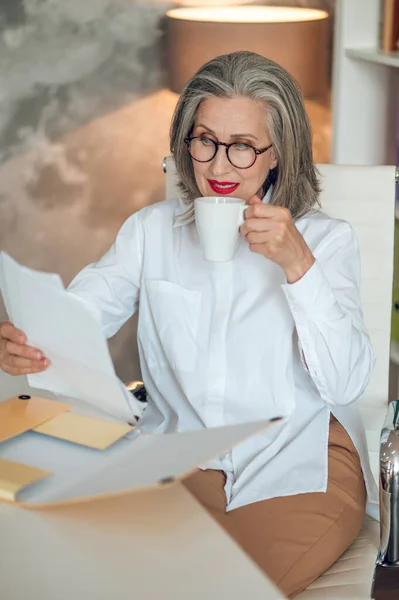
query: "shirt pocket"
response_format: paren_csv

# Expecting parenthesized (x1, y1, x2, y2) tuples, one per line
(142, 279, 202, 372)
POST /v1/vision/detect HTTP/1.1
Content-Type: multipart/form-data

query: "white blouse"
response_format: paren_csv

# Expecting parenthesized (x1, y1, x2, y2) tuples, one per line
(68, 196, 378, 512)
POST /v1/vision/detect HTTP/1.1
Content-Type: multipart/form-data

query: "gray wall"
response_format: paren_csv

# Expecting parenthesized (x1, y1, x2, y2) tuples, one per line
(0, 0, 335, 382)
(0, 0, 174, 164)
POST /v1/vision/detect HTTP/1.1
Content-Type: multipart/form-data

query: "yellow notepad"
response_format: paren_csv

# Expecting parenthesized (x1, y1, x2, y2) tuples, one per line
(0, 457, 52, 502)
(0, 395, 72, 443)
(34, 412, 135, 450)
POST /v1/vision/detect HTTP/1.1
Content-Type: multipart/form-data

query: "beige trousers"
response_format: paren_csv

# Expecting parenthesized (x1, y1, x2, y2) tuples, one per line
(183, 416, 366, 598)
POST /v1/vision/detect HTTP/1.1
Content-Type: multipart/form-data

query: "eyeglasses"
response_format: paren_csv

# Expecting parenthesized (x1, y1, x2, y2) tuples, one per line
(184, 136, 273, 170)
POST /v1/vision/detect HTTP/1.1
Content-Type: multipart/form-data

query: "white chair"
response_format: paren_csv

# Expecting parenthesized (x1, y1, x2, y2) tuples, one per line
(163, 156, 397, 600)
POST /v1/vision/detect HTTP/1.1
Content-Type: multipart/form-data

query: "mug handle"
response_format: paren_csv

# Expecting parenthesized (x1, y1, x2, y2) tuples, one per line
(238, 204, 246, 227)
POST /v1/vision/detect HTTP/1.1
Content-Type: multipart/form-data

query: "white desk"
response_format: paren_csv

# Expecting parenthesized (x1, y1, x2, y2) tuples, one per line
(0, 372, 285, 600)
(0, 483, 285, 600)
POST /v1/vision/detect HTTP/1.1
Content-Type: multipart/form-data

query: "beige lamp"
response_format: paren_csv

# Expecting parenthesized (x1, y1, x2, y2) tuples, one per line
(166, 5, 329, 100)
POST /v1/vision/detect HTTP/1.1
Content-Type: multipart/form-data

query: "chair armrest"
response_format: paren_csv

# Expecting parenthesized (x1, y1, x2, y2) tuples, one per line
(377, 400, 399, 566)
(372, 400, 399, 599)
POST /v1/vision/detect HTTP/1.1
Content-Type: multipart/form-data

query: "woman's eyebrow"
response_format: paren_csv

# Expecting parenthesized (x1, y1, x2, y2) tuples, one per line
(230, 132, 259, 141)
(194, 124, 259, 141)
(195, 124, 216, 134)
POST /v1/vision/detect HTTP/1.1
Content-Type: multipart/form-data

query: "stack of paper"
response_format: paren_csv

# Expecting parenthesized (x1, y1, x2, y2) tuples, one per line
(0, 252, 142, 423)
(0, 418, 274, 505)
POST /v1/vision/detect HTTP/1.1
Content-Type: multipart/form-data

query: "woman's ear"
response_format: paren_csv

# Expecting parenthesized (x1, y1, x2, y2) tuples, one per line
(269, 150, 278, 170)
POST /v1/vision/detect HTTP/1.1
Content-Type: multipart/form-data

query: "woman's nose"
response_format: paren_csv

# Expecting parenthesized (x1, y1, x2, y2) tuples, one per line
(209, 145, 231, 176)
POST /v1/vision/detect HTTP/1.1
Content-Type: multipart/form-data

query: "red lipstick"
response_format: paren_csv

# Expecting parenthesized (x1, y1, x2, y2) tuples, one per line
(208, 180, 240, 194)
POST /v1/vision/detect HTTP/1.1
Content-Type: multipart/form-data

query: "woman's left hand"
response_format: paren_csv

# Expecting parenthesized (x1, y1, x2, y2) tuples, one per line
(240, 195, 315, 283)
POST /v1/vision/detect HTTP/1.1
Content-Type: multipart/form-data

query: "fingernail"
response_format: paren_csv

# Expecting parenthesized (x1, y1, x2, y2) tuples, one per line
(35, 352, 42, 360)
(43, 359, 50, 367)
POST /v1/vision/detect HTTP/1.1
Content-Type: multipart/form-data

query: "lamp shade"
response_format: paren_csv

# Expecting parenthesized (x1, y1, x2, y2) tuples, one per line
(166, 6, 329, 99)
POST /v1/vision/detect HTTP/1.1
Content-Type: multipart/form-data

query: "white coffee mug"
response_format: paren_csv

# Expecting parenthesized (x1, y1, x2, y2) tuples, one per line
(194, 196, 246, 262)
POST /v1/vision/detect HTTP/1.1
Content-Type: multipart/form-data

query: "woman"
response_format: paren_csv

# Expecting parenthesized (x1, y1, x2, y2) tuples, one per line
(0, 52, 376, 597)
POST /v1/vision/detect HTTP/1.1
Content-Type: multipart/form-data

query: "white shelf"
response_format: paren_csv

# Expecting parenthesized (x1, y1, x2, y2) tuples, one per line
(332, 0, 399, 166)
(345, 47, 399, 68)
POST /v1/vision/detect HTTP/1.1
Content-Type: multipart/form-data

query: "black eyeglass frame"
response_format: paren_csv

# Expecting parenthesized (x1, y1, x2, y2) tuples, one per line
(184, 136, 273, 170)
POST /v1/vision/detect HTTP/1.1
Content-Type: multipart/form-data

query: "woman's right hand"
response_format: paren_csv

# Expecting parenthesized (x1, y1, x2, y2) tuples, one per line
(0, 321, 50, 376)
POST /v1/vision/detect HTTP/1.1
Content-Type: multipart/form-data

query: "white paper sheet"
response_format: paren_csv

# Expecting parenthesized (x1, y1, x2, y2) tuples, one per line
(2, 419, 276, 505)
(0, 252, 142, 423)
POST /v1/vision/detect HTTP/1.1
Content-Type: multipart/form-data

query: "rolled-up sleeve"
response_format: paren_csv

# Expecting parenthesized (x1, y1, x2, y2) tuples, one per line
(67, 213, 144, 339)
(282, 222, 375, 406)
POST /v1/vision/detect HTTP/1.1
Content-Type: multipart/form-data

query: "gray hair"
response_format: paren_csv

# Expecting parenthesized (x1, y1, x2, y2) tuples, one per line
(170, 51, 320, 224)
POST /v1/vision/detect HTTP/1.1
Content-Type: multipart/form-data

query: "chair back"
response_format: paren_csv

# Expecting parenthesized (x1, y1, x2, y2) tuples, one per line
(317, 164, 395, 476)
